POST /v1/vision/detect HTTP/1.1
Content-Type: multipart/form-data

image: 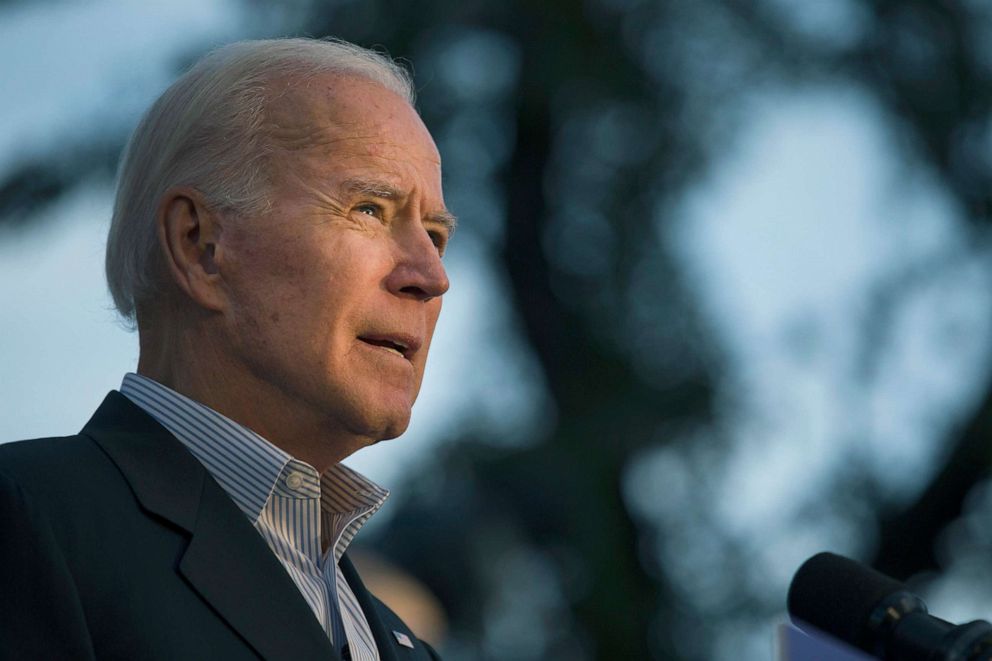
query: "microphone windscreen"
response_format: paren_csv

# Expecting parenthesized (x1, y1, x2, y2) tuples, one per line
(788, 552, 906, 649)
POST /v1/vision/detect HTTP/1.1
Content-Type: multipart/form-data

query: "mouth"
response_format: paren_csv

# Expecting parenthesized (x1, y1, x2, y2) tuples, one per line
(358, 333, 420, 361)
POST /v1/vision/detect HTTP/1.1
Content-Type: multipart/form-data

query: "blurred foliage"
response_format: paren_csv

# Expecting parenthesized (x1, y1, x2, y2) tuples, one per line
(0, 140, 118, 227)
(5, 0, 992, 659)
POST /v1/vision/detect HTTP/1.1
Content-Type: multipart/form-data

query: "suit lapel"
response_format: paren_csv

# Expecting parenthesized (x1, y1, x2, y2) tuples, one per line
(340, 553, 400, 661)
(179, 474, 338, 660)
(84, 392, 337, 660)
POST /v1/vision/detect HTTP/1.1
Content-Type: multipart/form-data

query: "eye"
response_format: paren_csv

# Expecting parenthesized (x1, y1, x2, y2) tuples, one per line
(354, 202, 383, 218)
(428, 230, 448, 255)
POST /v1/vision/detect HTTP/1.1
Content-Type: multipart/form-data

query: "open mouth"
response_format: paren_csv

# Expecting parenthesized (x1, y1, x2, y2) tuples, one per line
(359, 336, 413, 360)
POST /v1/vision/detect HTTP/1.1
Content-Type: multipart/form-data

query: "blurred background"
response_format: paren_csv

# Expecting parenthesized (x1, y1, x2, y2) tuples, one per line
(3, 0, 992, 659)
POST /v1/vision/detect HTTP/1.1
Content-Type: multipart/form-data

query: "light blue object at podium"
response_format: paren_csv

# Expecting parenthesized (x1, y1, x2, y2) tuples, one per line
(777, 622, 875, 661)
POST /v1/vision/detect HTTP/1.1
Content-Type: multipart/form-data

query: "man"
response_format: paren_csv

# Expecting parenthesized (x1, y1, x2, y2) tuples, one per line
(0, 38, 453, 660)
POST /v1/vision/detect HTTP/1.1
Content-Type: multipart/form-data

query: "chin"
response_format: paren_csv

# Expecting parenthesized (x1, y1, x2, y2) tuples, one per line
(375, 412, 412, 442)
(322, 374, 420, 443)
(366, 388, 417, 440)
(339, 403, 412, 444)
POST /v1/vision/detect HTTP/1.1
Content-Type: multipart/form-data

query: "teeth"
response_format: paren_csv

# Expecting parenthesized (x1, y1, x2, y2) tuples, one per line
(360, 336, 409, 358)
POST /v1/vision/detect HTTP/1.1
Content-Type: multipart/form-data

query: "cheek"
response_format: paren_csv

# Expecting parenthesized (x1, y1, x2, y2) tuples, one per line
(226, 240, 317, 340)
(420, 300, 444, 357)
(427, 298, 443, 331)
(237, 222, 339, 299)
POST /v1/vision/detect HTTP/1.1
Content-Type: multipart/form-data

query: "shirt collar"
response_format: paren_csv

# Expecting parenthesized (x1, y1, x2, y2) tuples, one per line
(119, 373, 389, 527)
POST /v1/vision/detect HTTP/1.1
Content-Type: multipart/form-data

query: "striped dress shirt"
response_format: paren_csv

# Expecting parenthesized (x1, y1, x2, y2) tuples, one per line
(120, 373, 388, 661)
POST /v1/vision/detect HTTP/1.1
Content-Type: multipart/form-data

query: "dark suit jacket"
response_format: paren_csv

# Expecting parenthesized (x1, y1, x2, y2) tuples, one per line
(0, 392, 440, 660)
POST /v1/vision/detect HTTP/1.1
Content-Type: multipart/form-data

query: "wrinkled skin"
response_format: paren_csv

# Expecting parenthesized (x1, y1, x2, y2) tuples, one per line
(143, 74, 453, 470)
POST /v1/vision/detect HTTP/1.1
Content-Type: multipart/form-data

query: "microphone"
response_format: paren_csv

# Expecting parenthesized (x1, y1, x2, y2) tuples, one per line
(788, 552, 992, 660)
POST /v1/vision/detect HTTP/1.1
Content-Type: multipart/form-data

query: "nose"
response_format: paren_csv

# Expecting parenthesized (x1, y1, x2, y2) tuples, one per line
(387, 223, 450, 301)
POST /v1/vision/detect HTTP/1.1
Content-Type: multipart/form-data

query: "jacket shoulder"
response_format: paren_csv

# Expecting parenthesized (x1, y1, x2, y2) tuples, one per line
(1, 433, 110, 472)
(0, 434, 128, 507)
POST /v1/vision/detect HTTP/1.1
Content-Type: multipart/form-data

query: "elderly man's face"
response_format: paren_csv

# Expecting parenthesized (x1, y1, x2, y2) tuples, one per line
(220, 75, 451, 445)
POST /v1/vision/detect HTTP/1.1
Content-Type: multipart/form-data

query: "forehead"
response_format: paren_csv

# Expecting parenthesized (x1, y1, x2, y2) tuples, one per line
(265, 73, 441, 174)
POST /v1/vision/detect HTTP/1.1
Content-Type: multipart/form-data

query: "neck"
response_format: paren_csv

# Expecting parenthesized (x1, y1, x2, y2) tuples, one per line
(136, 317, 370, 473)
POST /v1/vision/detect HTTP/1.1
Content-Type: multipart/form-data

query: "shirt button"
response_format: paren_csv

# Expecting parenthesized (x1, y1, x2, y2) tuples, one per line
(286, 472, 304, 490)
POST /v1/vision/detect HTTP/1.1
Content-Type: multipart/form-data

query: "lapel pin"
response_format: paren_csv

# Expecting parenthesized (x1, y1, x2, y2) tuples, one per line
(392, 630, 415, 648)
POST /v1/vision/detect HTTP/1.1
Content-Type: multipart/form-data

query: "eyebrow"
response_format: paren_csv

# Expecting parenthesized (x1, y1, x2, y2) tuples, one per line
(343, 178, 458, 235)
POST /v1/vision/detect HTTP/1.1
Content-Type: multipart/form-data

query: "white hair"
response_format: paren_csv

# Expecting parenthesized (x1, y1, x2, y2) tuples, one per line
(106, 37, 415, 324)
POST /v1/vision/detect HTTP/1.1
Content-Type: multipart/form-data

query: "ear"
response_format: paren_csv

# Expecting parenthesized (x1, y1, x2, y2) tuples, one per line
(156, 187, 226, 312)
